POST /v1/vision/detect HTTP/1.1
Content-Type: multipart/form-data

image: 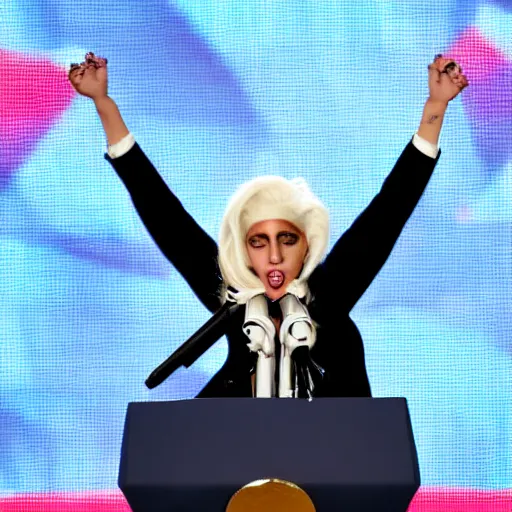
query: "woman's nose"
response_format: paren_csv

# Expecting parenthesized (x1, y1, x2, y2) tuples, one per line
(269, 243, 283, 264)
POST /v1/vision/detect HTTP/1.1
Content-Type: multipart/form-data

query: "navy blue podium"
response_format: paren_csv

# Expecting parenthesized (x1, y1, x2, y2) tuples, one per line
(119, 398, 420, 511)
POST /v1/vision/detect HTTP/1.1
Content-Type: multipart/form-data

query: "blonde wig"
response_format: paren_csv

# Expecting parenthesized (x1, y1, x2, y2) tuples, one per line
(218, 176, 329, 303)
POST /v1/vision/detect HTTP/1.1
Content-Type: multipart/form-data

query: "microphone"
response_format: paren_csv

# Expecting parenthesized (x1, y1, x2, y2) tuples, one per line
(145, 301, 239, 389)
(291, 346, 325, 400)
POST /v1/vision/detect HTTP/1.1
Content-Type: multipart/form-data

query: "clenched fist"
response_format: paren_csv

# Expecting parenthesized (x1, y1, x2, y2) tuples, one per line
(68, 52, 108, 100)
(428, 54, 469, 104)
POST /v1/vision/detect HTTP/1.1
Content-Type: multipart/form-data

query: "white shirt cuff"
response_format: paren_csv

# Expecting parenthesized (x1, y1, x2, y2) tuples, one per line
(107, 132, 136, 159)
(412, 133, 439, 159)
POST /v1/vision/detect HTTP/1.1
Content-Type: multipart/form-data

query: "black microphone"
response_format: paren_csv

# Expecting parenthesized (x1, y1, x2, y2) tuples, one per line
(291, 346, 325, 400)
(145, 301, 239, 389)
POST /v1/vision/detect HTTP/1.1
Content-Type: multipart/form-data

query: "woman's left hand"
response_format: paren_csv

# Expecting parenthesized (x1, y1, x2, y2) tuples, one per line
(428, 55, 469, 104)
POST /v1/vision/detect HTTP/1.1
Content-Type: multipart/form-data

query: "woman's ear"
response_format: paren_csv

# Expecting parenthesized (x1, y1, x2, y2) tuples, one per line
(303, 245, 310, 262)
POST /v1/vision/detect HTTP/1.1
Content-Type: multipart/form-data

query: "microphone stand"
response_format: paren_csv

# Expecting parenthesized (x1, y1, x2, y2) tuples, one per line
(145, 301, 239, 389)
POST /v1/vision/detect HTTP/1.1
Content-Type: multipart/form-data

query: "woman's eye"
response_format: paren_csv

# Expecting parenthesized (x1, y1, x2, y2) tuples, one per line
(281, 233, 298, 245)
(249, 238, 265, 248)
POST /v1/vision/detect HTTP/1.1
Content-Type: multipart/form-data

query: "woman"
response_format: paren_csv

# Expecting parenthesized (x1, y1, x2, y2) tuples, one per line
(69, 53, 467, 398)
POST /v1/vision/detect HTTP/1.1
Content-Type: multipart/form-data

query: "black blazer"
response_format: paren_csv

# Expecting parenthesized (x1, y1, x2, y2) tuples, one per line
(106, 140, 440, 398)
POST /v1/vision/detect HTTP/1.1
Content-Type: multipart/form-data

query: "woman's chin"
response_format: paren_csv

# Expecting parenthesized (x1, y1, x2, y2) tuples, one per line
(264, 287, 286, 301)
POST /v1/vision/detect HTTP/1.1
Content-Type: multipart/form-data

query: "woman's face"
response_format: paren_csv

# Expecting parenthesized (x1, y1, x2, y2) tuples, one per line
(245, 219, 309, 301)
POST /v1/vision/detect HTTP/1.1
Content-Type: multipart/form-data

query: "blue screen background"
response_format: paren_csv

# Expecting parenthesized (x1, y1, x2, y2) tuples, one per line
(0, 0, 510, 493)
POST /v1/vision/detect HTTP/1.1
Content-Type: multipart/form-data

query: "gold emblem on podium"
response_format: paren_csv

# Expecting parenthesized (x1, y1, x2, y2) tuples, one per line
(226, 478, 316, 511)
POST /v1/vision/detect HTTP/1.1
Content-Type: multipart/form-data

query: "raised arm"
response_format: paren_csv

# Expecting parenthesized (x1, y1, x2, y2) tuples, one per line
(417, 55, 469, 146)
(311, 56, 468, 314)
(68, 53, 222, 312)
(69, 53, 129, 146)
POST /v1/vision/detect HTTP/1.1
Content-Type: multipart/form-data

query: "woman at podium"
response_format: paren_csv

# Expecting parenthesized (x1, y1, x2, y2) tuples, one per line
(68, 54, 467, 399)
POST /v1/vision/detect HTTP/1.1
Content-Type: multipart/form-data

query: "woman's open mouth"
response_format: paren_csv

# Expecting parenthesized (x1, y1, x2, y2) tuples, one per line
(267, 270, 284, 288)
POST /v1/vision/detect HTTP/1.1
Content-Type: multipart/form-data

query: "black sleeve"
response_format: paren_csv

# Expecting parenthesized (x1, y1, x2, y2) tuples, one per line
(105, 143, 222, 313)
(310, 140, 440, 314)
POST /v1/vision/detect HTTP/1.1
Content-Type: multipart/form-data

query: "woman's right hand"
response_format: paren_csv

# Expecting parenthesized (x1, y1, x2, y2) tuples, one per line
(68, 52, 129, 147)
(68, 52, 108, 101)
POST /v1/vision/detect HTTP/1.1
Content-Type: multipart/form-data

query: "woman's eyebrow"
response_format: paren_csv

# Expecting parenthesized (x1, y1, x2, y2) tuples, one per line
(248, 233, 269, 240)
(248, 231, 299, 240)
(277, 231, 299, 237)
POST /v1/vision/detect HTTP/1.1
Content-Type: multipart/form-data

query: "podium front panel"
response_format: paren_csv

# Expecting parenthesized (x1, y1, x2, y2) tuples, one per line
(119, 398, 419, 511)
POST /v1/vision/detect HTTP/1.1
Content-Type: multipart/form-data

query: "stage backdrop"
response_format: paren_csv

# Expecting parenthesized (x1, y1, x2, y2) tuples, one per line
(0, 0, 511, 505)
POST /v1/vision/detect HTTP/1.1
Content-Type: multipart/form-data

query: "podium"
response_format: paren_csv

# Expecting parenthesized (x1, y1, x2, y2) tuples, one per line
(119, 398, 420, 511)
